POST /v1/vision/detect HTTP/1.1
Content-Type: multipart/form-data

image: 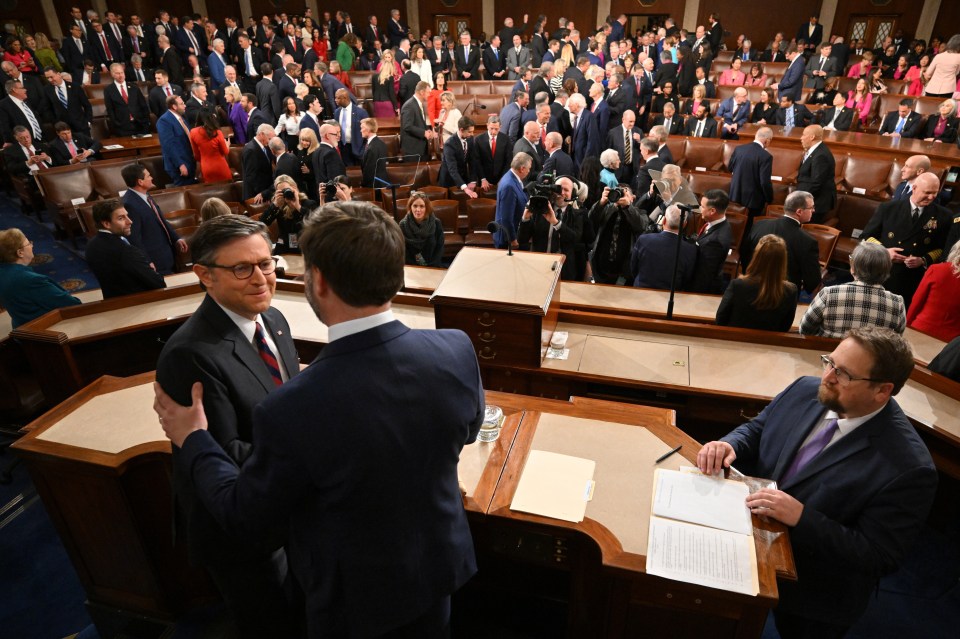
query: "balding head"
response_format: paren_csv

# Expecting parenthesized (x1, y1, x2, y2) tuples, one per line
(901, 155, 931, 183)
(545, 131, 563, 151)
(663, 205, 682, 231)
(911, 173, 941, 208)
(522, 120, 540, 142)
(755, 126, 774, 144)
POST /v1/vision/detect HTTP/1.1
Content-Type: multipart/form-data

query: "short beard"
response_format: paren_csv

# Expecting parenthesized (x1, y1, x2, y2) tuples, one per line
(817, 382, 844, 414)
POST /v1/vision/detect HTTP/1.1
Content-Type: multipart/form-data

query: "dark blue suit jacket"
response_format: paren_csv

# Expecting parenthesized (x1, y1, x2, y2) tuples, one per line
(778, 57, 806, 102)
(156, 109, 196, 180)
(438, 133, 475, 187)
(495, 170, 528, 247)
(333, 103, 369, 157)
(629, 230, 697, 289)
(721, 376, 937, 625)
(122, 190, 182, 275)
(728, 141, 774, 210)
(179, 320, 483, 637)
(571, 109, 600, 170)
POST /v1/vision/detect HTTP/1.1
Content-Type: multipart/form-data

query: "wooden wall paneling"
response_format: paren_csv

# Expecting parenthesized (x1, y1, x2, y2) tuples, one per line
(8, 0, 55, 36)
(610, 0, 688, 36)
(202, 0, 245, 23)
(419, 0, 484, 40)
(833, 0, 924, 43)
(493, 1, 600, 42)
(696, 0, 822, 54)
(932, 2, 960, 42)
(52, 0, 94, 34)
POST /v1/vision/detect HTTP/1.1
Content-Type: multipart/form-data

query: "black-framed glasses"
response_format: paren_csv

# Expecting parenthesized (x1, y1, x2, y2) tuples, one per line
(820, 355, 883, 386)
(203, 257, 278, 279)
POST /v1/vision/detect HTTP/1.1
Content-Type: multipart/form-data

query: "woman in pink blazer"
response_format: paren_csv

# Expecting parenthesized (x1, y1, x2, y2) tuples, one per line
(924, 35, 960, 98)
(718, 58, 746, 85)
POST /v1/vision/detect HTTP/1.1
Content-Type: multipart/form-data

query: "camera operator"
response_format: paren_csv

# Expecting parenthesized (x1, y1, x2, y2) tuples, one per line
(517, 176, 594, 281)
(636, 163, 683, 227)
(589, 184, 651, 285)
(260, 175, 318, 254)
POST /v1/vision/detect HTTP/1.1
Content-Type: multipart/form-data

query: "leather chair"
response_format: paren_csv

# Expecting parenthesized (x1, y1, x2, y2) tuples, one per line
(174, 225, 199, 272)
(769, 147, 804, 183)
(682, 138, 725, 172)
(352, 187, 377, 202)
(453, 94, 476, 115)
(344, 166, 362, 187)
(227, 145, 244, 180)
(35, 165, 97, 243)
(685, 172, 732, 197)
(419, 185, 449, 201)
(664, 138, 685, 166)
(464, 198, 497, 247)
(840, 156, 893, 199)
(165, 209, 200, 231)
(185, 182, 243, 209)
(491, 80, 516, 95)
(381, 185, 413, 218)
(151, 189, 190, 214)
(83, 84, 108, 101)
(353, 83, 372, 100)
(715, 85, 737, 102)
(90, 117, 111, 140)
(830, 193, 880, 266)
(722, 211, 748, 278)
(446, 81, 466, 94)
(380, 134, 401, 157)
(801, 223, 842, 282)
(475, 94, 508, 114)
(138, 156, 172, 189)
(90, 99, 107, 119)
(430, 199, 465, 258)
(90, 158, 136, 198)
(464, 81, 493, 95)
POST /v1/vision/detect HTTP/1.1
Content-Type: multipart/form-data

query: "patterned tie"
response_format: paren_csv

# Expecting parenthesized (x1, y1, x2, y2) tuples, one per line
(254, 322, 283, 386)
(22, 103, 42, 140)
(133, 37, 140, 54)
(147, 196, 173, 244)
(780, 418, 839, 484)
(624, 127, 632, 164)
(57, 85, 68, 110)
(786, 107, 794, 127)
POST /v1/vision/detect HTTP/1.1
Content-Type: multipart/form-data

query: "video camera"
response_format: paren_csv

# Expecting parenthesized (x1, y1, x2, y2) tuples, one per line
(524, 172, 563, 215)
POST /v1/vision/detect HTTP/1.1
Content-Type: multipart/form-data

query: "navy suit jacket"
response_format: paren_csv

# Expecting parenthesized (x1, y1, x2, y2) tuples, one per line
(878, 110, 924, 139)
(571, 109, 600, 170)
(438, 134, 475, 187)
(541, 149, 576, 179)
(728, 141, 774, 210)
(43, 81, 93, 136)
(156, 109, 196, 180)
(721, 376, 937, 624)
(333, 104, 369, 157)
(688, 219, 733, 293)
(85, 231, 166, 297)
(778, 57, 806, 102)
(122, 190, 181, 275)
(178, 321, 483, 637)
(495, 170, 528, 247)
(629, 230, 697, 289)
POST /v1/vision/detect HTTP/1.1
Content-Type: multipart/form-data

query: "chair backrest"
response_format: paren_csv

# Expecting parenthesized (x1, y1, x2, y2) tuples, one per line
(833, 194, 880, 238)
(475, 94, 508, 114)
(682, 138, 725, 172)
(465, 198, 497, 231)
(151, 189, 190, 213)
(35, 164, 95, 206)
(842, 155, 892, 196)
(430, 199, 461, 234)
(725, 211, 748, 251)
(353, 83, 372, 99)
(185, 181, 243, 209)
(464, 81, 494, 95)
(685, 172, 732, 197)
(752, 215, 780, 224)
(664, 138, 685, 165)
(446, 81, 467, 94)
(381, 185, 413, 217)
(90, 159, 135, 198)
(801, 223, 841, 268)
(352, 187, 377, 202)
(769, 147, 804, 181)
(83, 84, 108, 101)
(165, 209, 200, 231)
(419, 185, 449, 201)
(227, 145, 244, 179)
(490, 80, 516, 95)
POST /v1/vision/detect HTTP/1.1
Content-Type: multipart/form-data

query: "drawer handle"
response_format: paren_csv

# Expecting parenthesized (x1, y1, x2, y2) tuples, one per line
(477, 316, 496, 327)
(479, 331, 496, 343)
(479, 347, 497, 360)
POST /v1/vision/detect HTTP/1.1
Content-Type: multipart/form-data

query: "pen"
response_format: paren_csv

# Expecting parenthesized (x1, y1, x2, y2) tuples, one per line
(655, 445, 682, 464)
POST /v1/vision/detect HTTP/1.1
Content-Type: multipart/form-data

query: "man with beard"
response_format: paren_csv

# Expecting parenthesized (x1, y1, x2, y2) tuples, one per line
(697, 327, 936, 639)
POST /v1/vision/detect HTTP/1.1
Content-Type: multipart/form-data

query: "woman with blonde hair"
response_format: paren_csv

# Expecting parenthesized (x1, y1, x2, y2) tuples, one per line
(907, 242, 960, 341)
(30, 33, 60, 71)
(224, 86, 248, 144)
(716, 235, 797, 332)
(436, 92, 462, 144)
(200, 197, 233, 222)
(550, 58, 568, 94)
(847, 50, 874, 78)
(296, 128, 320, 196)
(399, 191, 444, 266)
(684, 84, 710, 115)
(0, 229, 80, 328)
(377, 49, 402, 93)
(372, 56, 399, 117)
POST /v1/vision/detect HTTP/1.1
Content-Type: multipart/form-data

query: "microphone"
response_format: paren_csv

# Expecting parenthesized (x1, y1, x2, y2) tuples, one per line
(487, 221, 513, 256)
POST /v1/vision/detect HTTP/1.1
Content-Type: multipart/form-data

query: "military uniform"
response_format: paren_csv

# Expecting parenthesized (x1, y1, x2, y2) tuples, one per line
(861, 198, 952, 308)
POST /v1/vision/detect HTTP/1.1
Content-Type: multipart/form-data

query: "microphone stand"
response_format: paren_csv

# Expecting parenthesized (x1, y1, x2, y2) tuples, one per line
(665, 204, 695, 321)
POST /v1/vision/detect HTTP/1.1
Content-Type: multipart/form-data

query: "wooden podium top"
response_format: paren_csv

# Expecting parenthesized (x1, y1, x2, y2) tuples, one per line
(430, 247, 562, 315)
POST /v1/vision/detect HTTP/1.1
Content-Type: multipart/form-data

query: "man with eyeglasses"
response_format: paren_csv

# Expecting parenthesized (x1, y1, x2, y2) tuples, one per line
(155, 215, 298, 638)
(697, 326, 937, 639)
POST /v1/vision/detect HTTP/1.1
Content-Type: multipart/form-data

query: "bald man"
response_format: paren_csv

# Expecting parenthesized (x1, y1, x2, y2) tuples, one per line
(892, 155, 931, 201)
(795, 125, 836, 223)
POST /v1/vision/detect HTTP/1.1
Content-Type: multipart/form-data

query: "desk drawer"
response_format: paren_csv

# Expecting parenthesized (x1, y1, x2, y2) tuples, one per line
(436, 306, 544, 368)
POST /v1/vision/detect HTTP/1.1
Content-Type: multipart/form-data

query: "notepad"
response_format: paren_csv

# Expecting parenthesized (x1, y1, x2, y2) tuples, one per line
(510, 450, 595, 523)
(652, 468, 752, 535)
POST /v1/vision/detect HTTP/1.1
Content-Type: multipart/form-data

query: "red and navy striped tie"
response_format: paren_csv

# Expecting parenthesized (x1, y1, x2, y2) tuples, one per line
(254, 322, 283, 386)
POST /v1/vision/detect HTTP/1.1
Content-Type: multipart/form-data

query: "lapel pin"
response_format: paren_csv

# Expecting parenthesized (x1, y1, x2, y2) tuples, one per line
(277, 329, 283, 335)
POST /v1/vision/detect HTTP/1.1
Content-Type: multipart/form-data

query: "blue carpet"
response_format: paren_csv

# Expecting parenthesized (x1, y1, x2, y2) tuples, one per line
(0, 194, 98, 294)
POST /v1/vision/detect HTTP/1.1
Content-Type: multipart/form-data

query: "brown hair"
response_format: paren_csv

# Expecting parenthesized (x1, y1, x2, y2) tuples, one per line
(0, 228, 27, 263)
(742, 235, 793, 310)
(299, 201, 404, 307)
(844, 326, 914, 394)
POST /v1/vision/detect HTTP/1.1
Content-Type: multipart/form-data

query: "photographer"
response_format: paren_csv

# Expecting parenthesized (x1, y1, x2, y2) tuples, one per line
(260, 175, 318, 254)
(589, 184, 651, 285)
(517, 176, 594, 281)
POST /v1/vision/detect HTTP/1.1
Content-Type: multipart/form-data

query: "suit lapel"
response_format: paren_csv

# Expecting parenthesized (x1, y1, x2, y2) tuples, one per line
(200, 295, 279, 394)
(772, 395, 825, 483)
(782, 414, 873, 489)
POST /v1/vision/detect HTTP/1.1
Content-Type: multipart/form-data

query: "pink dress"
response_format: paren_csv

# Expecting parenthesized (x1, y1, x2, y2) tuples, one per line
(847, 63, 871, 79)
(905, 66, 924, 96)
(846, 91, 872, 125)
(718, 69, 745, 85)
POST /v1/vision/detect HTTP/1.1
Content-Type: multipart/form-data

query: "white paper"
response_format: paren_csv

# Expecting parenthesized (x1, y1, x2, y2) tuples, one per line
(118, 189, 127, 198)
(852, 228, 863, 239)
(510, 450, 595, 523)
(647, 518, 758, 596)
(103, 144, 124, 150)
(71, 197, 86, 206)
(852, 187, 867, 195)
(771, 175, 783, 182)
(652, 469, 752, 536)
(695, 166, 706, 172)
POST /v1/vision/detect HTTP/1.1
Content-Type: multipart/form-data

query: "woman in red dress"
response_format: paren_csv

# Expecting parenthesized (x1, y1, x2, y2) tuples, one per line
(190, 110, 232, 183)
(907, 243, 960, 342)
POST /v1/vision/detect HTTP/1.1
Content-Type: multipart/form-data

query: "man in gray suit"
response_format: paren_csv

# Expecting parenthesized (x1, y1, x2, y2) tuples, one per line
(804, 42, 837, 90)
(505, 35, 531, 81)
(399, 81, 437, 160)
(156, 215, 299, 639)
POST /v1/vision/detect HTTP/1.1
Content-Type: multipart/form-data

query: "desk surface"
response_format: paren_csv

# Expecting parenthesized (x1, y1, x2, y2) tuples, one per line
(99, 135, 162, 158)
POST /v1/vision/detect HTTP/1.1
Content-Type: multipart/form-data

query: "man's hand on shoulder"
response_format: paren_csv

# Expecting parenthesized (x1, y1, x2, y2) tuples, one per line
(155, 381, 209, 447)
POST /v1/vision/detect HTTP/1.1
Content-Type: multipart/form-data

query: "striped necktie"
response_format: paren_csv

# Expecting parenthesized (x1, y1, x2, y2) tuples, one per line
(57, 85, 68, 110)
(254, 322, 283, 386)
(22, 102, 42, 140)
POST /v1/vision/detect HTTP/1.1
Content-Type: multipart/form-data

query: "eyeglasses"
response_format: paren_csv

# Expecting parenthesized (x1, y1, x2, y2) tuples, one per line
(20, 240, 33, 250)
(203, 257, 279, 279)
(820, 355, 882, 386)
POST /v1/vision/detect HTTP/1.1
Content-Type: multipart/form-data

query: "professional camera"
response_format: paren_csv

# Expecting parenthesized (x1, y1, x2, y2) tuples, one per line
(607, 186, 625, 203)
(282, 188, 296, 200)
(524, 172, 563, 215)
(320, 176, 342, 199)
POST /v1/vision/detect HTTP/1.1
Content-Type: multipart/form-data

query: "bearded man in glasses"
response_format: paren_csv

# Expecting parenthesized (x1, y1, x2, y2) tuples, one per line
(696, 326, 936, 639)
(156, 214, 298, 638)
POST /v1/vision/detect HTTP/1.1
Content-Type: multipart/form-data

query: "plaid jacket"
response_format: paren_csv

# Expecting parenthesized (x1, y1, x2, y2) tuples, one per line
(799, 280, 906, 338)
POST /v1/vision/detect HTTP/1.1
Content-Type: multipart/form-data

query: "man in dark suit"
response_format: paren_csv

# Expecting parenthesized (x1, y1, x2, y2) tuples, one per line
(604, 73, 630, 128)
(88, 20, 122, 72)
(255, 65, 281, 123)
(333, 88, 368, 166)
(495, 154, 532, 248)
(773, 45, 806, 103)
(651, 103, 685, 136)
(438, 115, 479, 196)
(775, 94, 814, 128)
(646, 125, 674, 164)
(426, 37, 451, 79)
(120, 163, 186, 275)
(103, 64, 151, 136)
(795, 16, 824, 54)
(890, 155, 931, 201)
(365, 15, 387, 49)
(482, 35, 506, 81)
(123, 24, 150, 65)
(514, 121, 545, 182)
(277, 63, 300, 104)
(183, 82, 213, 128)
(471, 115, 511, 192)
(158, 35, 184, 88)
(541, 132, 576, 179)
(683, 103, 718, 138)
(157, 202, 483, 639)
(313, 122, 347, 187)
(796, 125, 837, 223)
(818, 93, 855, 132)
(697, 328, 936, 639)
(397, 61, 421, 106)
(760, 42, 787, 63)
(629, 205, 697, 289)
(729, 126, 775, 218)
(242, 125, 277, 203)
(360, 118, 388, 189)
(742, 190, 823, 294)
(688, 190, 734, 294)
(47, 122, 101, 166)
(149, 69, 183, 118)
(706, 13, 724, 54)
(830, 36, 851, 71)
(454, 31, 481, 80)
(804, 42, 838, 90)
(567, 93, 599, 171)
(85, 199, 167, 298)
(60, 24, 87, 75)
(316, 62, 353, 113)
(587, 83, 611, 137)
(387, 9, 411, 47)
(399, 82, 436, 160)
(173, 16, 205, 64)
(633, 138, 666, 196)
(41, 68, 92, 137)
(878, 99, 924, 139)
(516, 179, 581, 276)
(244, 95, 271, 142)
(156, 215, 298, 639)
(604, 110, 641, 185)
(236, 34, 265, 92)
(1, 126, 51, 176)
(861, 173, 952, 308)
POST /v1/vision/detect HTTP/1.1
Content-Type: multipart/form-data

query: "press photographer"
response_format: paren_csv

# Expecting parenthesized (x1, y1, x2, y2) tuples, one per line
(588, 185, 651, 285)
(260, 176, 317, 254)
(517, 175, 595, 281)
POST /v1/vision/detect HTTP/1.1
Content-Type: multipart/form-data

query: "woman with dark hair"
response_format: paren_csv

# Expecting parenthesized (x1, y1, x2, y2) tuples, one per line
(676, 45, 696, 96)
(0, 229, 79, 328)
(807, 76, 840, 105)
(924, 33, 960, 97)
(750, 88, 778, 124)
(427, 71, 446, 123)
(190, 109, 232, 183)
(579, 157, 604, 210)
(892, 55, 911, 80)
(399, 191, 444, 266)
(3, 38, 37, 74)
(869, 67, 889, 94)
(846, 78, 873, 127)
(652, 81, 680, 113)
(311, 27, 329, 61)
(336, 32, 360, 72)
(274, 96, 303, 150)
(716, 235, 797, 332)
(744, 63, 767, 87)
(261, 175, 317, 254)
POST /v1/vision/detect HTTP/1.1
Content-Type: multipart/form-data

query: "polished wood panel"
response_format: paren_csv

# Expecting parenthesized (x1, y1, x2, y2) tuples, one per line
(696, 0, 819, 53)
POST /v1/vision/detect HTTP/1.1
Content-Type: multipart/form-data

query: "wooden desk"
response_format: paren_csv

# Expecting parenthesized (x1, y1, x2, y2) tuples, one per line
(98, 135, 162, 159)
(12, 376, 791, 638)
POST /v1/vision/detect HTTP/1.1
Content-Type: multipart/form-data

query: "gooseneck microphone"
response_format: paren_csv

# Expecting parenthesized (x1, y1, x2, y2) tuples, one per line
(487, 221, 514, 256)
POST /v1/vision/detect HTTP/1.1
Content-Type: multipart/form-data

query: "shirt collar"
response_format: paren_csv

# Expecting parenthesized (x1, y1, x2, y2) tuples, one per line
(825, 403, 887, 434)
(328, 309, 395, 343)
(215, 300, 264, 344)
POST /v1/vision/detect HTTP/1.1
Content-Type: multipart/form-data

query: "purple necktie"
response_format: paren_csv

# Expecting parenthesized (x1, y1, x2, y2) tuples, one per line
(781, 418, 839, 484)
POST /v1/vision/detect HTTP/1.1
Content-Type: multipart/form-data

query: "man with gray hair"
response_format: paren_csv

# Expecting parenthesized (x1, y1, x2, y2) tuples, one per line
(800, 243, 906, 337)
(647, 124, 674, 163)
(728, 125, 774, 219)
(629, 203, 697, 289)
(742, 190, 822, 294)
(494, 152, 532, 248)
(242, 123, 277, 202)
